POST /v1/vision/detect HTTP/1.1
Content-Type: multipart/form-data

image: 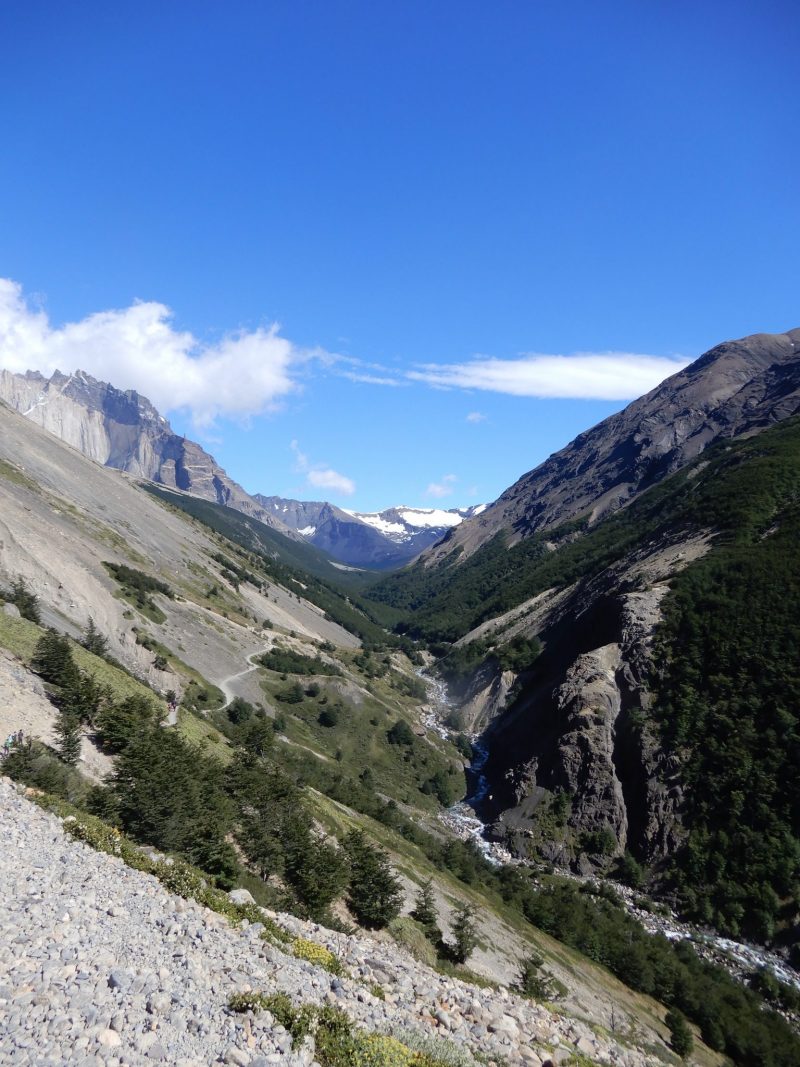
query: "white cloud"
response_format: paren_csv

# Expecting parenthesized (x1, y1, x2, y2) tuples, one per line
(291, 439, 355, 496)
(408, 351, 690, 400)
(307, 468, 355, 495)
(466, 411, 487, 423)
(0, 278, 307, 427)
(426, 473, 457, 499)
(338, 369, 405, 387)
(290, 439, 310, 471)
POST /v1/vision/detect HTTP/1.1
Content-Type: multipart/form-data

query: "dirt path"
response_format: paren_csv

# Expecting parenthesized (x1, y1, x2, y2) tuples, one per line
(216, 649, 267, 707)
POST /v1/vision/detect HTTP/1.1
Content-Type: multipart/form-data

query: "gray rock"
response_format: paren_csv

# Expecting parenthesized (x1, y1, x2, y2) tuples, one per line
(228, 889, 256, 907)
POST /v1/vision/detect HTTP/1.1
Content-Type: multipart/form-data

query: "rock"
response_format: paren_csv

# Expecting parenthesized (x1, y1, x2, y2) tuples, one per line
(0, 775, 670, 1067)
(97, 1029, 121, 1048)
(228, 889, 256, 907)
(0, 368, 296, 536)
(2, 602, 21, 618)
(146, 992, 172, 1015)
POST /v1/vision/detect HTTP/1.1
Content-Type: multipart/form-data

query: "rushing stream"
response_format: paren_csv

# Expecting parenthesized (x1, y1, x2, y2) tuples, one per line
(419, 668, 800, 996)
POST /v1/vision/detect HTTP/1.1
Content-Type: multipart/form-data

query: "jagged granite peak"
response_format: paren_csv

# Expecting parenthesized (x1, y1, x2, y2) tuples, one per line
(425, 327, 800, 564)
(0, 367, 294, 535)
(256, 496, 487, 570)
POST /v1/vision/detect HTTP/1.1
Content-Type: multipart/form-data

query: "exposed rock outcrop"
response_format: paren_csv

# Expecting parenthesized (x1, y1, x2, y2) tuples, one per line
(0, 369, 293, 534)
(470, 535, 709, 869)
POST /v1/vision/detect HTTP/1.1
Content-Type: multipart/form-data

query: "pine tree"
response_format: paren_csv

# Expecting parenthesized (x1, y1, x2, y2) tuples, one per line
(344, 831, 402, 929)
(287, 837, 349, 918)
(81, 617, 109, 658)
(665, 1008, 694, 1059)
(412, 878, 439, 938)
(32, 629, 79, 687)
(55, 708, 82, 766)
(9, 577, 40, 623)
(517, 950, 562, 1000)
(450, 901, 478, 964)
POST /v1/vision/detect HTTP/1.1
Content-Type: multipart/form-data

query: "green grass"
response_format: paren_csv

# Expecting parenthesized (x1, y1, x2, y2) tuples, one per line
(263, 666, 463, 813)
(176, 707, 232, 763)
(0, 613, 156, 705)
(0, 611, 43, 659)
(0, 457, 40, 491)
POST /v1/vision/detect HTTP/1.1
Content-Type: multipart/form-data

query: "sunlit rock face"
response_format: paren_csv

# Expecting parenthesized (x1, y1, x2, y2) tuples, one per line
(0, 368, 291, 532)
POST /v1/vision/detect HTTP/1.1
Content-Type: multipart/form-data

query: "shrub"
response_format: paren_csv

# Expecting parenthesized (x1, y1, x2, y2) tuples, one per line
(387, 720, 415, 746)
(516, 950, 566, 1001)
(665, 1008, 693, 1059)
(319, 707, 340, 728)
(291, 937, 344, 975)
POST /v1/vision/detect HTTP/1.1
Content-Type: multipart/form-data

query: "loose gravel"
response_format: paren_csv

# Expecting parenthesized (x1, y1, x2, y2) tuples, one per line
(0, 777, 661, 1066)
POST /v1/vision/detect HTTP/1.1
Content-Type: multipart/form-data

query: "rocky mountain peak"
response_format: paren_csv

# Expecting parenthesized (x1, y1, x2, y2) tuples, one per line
(258, 497, 488, 570)
(425, 327, 800, 563)
(0, 366, 293, 535)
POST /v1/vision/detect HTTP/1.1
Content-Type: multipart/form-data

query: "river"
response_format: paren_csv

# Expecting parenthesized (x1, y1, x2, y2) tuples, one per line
(419, 667, 800, 997)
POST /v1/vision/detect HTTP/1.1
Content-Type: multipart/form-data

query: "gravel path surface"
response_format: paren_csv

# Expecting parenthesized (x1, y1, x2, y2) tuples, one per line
(0, 777, 661, 1066)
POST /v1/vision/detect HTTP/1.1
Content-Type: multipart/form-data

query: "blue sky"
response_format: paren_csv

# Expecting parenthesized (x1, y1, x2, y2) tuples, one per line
(1, 1, 798, 511)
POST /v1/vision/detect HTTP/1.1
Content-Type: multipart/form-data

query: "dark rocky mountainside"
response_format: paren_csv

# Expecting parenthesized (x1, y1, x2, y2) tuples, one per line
(425, 328, 800, 564)
(0, 368, 294, 535)
(369, 327, 800, 949)
(258, 495, 485, 570)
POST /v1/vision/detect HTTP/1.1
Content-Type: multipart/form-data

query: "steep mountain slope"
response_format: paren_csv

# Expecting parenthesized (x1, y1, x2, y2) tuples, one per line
(424, 327, 800, 565)
(368, 329, 800, 949)
(257, 495, 486, 569)
(0, 368, 294, 535)
(376, 417, 800, 949)
(0, 397, 742, 1064)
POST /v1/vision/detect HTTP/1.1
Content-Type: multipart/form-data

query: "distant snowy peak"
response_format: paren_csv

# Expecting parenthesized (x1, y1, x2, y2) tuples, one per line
(256, 495, 489, 570)
(348, 504, 487, 542)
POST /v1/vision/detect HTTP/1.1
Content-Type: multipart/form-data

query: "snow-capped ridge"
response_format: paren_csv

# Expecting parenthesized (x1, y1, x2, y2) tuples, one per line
(260, 496, 488, 570)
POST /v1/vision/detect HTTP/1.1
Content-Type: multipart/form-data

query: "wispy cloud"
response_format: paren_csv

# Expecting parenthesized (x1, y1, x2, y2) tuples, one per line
(338, 369, 406, 387)
(466, 411, 487, 423)
(307, 468, 355, 494)
(408, 351, 689, 400)
(0, 278, 309, 428)
(291, 439, 355, 496)
(426, 473, 458, 499)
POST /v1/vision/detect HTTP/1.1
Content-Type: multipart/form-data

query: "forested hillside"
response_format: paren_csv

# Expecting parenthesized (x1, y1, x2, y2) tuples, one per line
(369, 417, 800, 951)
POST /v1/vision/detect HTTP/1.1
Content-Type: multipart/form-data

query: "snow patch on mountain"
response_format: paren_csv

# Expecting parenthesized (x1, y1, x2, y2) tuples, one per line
(397, 508, 465, 529)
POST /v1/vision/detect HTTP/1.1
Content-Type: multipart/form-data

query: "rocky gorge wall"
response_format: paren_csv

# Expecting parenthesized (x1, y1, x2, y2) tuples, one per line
(459, 532, 711, 871)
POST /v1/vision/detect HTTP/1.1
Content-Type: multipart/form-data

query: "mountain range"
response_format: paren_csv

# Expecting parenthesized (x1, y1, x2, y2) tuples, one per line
(371, 326, 800, 945)
(2, 327, 800, 1066)
(0, 368, 481, 570)
(425, 327, 800, 563)
(257, 496, 486, 569)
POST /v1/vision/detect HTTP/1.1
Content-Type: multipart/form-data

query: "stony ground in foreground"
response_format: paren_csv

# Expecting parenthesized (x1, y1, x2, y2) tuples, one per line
(0, 776, 669, 1066)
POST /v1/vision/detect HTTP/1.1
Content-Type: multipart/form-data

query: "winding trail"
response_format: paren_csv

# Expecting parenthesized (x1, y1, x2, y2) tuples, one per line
(216, 648, 267, 707)
(164, 645, 271, 727)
